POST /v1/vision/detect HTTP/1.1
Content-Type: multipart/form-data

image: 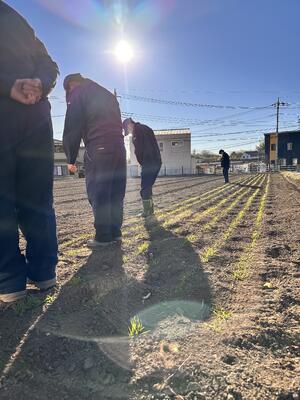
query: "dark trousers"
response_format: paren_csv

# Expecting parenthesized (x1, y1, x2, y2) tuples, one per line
(223, 167, 229, 183)
(140, 164, 161, 200)
(85, 143, 126, 242)
(0, 99, 58, 295)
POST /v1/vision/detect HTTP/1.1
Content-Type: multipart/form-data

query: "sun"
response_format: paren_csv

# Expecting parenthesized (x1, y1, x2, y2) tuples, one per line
(114, 40, 134, 64)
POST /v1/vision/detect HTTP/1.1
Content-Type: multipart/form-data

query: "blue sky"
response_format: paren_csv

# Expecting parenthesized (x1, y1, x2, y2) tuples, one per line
(6, 0, 300, 152)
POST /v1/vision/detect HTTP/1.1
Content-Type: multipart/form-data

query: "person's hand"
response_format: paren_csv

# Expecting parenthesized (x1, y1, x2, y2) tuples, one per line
(10, 79, 36, 105)
(21, 78, 42, 102)
(10, 79, 42, 105)
(68, 164, 77, 174)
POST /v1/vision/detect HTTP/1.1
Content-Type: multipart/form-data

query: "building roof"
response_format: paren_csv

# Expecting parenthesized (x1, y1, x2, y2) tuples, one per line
(154, 128, 191, 136)
(265, 129, 300, 136)
(243, 150, 259, 156)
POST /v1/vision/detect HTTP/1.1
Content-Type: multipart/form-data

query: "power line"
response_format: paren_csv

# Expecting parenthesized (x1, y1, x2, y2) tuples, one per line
(119, 93, 270, 110)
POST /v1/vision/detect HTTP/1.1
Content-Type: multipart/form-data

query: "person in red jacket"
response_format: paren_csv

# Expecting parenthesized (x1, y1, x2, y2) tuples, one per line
(123, 118, 162, 217)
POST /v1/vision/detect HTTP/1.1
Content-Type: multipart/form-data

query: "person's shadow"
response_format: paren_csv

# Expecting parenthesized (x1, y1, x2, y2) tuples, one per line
(0, 245, 133, 400)
(0, 219, 212, 400)
(135, 215, 212, 336)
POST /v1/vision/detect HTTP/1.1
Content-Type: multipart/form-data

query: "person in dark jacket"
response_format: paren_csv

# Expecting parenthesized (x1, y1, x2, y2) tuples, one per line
(219, 149, 230, 183)
(63, 74, 126, 248)
(0, 1, 59, 303)
(123, 118, 162, 217)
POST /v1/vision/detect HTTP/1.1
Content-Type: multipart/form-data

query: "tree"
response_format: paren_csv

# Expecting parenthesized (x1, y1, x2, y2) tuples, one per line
(256, 139, 265, 153)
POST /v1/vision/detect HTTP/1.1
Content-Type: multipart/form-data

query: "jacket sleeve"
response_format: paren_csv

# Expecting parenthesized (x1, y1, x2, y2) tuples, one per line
(63, 91, 85, 164)
(32, 37, 59, 97)
(0, 73, 19, 97)
(133, 132, 144, 165)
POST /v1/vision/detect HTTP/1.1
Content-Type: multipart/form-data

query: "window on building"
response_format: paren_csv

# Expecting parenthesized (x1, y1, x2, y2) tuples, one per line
(287, 142, 293, 151)
(171, 140, 184, 147)
(159, 142, 163, 152)
(292, 158, 298, 166)
(271, 144, 276, 151)
(279, 158, 286, 166)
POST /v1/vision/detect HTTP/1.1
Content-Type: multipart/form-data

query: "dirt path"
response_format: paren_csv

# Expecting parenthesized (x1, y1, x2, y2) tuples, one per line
(0, 174, 299, 400)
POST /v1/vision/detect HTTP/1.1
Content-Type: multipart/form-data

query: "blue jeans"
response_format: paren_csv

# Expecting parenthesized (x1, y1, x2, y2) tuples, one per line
(0, 99, 58, 294)
(85, 142, 126, 242)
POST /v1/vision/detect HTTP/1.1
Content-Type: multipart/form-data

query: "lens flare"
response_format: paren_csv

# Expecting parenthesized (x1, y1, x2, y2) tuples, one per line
(114, 40, 134, 64)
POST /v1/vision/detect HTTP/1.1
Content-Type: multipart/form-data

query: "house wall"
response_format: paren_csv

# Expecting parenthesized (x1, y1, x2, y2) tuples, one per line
(269, 134, 278, 163)
(128, 132, 191, 175)
(278, 132, 300, 165)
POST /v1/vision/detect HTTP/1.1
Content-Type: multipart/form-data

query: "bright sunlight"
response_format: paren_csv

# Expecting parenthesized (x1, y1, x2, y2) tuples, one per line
(114, 40, 134, 64)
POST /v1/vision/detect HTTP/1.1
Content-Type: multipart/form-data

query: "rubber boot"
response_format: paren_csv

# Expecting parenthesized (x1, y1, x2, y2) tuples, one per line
(141, 199, 152, 217)
(149, 197, 154, 215)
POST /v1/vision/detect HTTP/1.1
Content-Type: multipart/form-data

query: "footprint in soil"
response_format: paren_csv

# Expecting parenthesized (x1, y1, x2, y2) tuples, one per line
(265, 246, 286, 258)
(221, 354, 238, 365)
(267, 230, 280, 237)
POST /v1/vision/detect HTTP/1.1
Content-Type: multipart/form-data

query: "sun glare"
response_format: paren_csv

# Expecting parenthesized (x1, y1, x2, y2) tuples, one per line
(114, 40, 134, 64)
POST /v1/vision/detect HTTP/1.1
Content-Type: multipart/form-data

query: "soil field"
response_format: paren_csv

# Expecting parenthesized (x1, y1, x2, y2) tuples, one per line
(0, 173, 299, 400)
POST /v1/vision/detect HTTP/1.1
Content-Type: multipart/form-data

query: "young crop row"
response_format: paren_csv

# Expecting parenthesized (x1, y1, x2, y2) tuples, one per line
(60, 174, 260, 252)
(200, 177, 266, 262)
(232, 175, 270, 280)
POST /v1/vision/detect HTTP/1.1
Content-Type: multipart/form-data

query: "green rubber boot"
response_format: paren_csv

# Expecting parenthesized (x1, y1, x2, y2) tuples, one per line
(141, 199, 152, 217)
(149, 197, 154, 215)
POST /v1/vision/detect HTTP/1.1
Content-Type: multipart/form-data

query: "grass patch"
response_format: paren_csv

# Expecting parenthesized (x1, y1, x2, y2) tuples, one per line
(128, 316, 147, 337)
(205, 308, 232, 332)
(12, 296, 42, 316)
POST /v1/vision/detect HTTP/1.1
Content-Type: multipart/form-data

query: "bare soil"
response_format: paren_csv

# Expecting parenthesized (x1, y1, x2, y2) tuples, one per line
(0, 173, 299, 400)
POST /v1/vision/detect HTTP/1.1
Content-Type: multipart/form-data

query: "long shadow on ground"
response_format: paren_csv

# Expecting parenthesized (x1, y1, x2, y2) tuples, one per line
(0, 217, 212, 400)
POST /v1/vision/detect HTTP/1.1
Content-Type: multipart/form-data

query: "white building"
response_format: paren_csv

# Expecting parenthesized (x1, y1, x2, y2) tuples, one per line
(54, 139, 85, 177)
(127, 128, 192, 176)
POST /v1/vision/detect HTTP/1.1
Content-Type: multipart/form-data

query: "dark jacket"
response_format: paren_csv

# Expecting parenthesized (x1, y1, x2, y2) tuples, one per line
(63, 79, 124, 164)
(0, 1, 58, 98)
(221, 151, 230, 169)
(133, 123, 162, 167)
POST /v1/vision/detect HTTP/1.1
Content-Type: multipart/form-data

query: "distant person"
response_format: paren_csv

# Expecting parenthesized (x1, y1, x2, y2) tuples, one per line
(63, 74, 126, 248)
(123, 118, 162, 217)
(219, 149, 230, 183)
(0, 1, 59, 303)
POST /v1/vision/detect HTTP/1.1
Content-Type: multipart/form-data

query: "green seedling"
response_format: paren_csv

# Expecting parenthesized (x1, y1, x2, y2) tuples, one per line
(44, 294, 55, 305)
(128, 316, 146, 337)
(137, 242, 149, 254)
(205, 308, 232, 332)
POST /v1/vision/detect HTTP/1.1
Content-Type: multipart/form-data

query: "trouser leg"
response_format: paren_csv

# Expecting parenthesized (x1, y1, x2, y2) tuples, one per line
(140, 165, 161, 200)
(16, 101, 58, 282)
(85, 147, 114, 242)
(111, 146, 126, 239)
(223, 168, 229, 183)
(0, 148, 27, 294)
(0, 101, 27, 294)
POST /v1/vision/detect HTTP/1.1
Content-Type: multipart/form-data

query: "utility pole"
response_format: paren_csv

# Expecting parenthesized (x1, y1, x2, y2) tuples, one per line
(273, 98, 288, 134)
(272, 98, 288, 169)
